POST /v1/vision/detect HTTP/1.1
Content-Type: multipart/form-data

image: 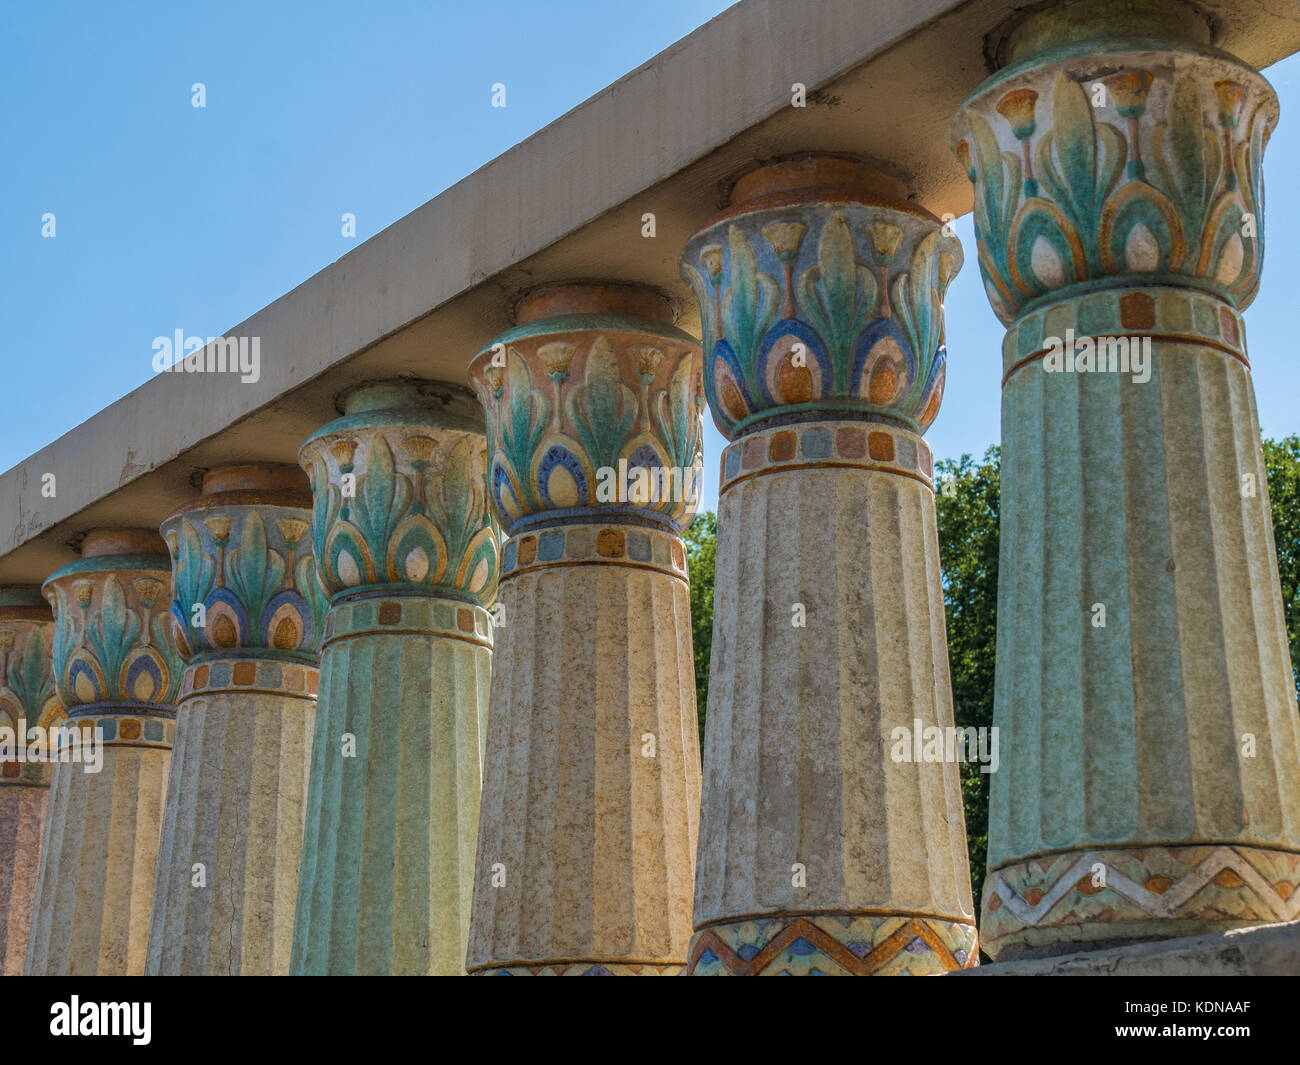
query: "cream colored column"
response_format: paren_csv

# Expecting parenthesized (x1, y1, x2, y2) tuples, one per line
(466, 283, 703, 975)
(679, 157, 977, 974)
(146, 466, 326, 975)
(25, 530, 181, 975)
(0, 588, 63, 975)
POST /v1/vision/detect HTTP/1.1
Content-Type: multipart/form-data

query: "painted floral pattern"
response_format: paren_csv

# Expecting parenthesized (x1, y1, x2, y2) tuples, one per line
(162, 507, 329, 660)
(0, 617, 62, 733)
(302, 427, 499, 604)
(681, 203, 959, 438)
(952, 49, 1275, 324)
(469, 323, 704, 534)
(44, 564, 182, 708)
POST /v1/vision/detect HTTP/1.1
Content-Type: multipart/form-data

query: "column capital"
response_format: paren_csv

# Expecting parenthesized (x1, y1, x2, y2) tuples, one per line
(0, 587, 62, 787)
(468, 282, 704, 537)
(41, 530, 182, 718)
(680, 155, 961, 441)
(951, 21, 1276, 325)
(299, 380, 499, 606)
(162, 464, 327, 674)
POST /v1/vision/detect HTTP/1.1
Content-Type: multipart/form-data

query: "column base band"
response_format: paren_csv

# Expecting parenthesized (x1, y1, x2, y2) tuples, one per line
(685, 913, 977, 975)
(983, 845, 1300, 960)
(469, 959, 684, 976)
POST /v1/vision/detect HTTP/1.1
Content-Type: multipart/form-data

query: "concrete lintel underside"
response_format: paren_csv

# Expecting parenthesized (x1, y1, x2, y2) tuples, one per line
(3, 0, 1298, 583)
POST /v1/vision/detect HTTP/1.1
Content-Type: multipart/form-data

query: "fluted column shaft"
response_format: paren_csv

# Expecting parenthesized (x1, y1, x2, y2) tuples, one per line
(680, 157, 976, 974)
(0, 589, 63, 975)
(466, 282, 704, 975)
(951, 0, 1300, 959)
(146, 465, 327, 975)
(26, 530, 181, 975)
(291, 382, 499, 975)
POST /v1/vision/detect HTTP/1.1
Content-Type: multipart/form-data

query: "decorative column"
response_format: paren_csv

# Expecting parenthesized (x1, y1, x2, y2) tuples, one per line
(0, 588, 63, 976)
(951, 0, 1300, 959)
(146, 465, 327, 975)
(679, 157, 976, 975)
(291, 381, 499, 975)
(465, 282, 703, 975)
(26, 530, 181, 975)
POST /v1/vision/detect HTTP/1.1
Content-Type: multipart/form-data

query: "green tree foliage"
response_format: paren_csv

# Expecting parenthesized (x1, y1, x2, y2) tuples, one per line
(1263, 434, 1300, 693)
(683, 511, 717, 748)
(933, 447, 1000, 913)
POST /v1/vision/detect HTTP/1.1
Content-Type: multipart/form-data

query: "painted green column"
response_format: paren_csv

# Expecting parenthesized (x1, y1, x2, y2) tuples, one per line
(0, 588, 63, 976)
(147, 465, 327, 975)
(26, 530, 181, 975)
(291, 381, 499, 975)
(951, 0, 1300, 959)
(466, 282, 703, 975)
(679, 157, 977, 975)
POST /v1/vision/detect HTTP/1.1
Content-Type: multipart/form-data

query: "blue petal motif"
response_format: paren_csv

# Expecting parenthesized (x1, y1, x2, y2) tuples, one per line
(850, 318, 915, 403)
(536, 445, 588, 508)
(756, 318, 831, 406)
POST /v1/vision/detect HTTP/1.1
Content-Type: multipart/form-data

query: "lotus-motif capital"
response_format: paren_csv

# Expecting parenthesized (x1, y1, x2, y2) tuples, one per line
(951, 42, 1276, 322)
(468, 304, 704, 536)
(681, 165, 961, 439)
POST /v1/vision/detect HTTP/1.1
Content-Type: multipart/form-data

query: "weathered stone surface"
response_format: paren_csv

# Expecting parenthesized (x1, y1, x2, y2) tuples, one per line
(26, 531, 180, 975)
(951, 0, 1300, 960)
(147, 466, 325, 975)
(955, 919, 1300, 976)
(0, 588, 62, 975)
(680, 159, 976, 974)
(466, 283, 702, 975)
(291, 382, 498, 975)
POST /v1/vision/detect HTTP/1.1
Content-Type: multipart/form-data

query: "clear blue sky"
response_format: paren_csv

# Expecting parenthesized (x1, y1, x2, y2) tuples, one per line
(3, 1, 1298, 518)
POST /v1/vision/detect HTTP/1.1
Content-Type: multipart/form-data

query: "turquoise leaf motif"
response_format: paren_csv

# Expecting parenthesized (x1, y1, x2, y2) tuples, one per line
(174, 520, 216, 636)
(308, 454, 341, 568)
(892, 230, 944, 409)
(682, 262, 717, 364)
(1035, 71, 1125, 275)
(797, 211, 877, 391)
(86, 575, 141, 699)
(426, 436, 488, 567)
(722, 225, 779, 393)
(1148, 73, 1220, 247)
(296, 554, 329, 643)
(355, 434, 412, 564)
(967, 110, 1022, 292)
(653, 356, 698, 471)
(1235, 102, 1269, 293)
(148, 611, 180, 698)
(567, 335, 636, 470)
(225, 511, 286, 624)
(49, 585, 77, 706)
(500, 348, 550, 512)
(9, 634, 53, 715)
